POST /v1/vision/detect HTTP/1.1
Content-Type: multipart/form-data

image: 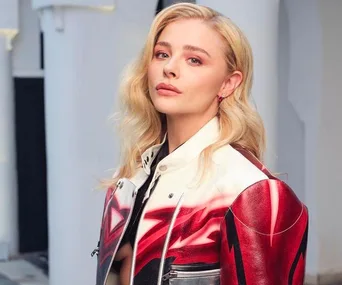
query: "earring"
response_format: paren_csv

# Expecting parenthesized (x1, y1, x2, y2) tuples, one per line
(217, 94, 225, 103)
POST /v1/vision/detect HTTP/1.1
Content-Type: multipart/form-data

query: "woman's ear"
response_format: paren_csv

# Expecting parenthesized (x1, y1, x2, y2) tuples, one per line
(218, 71, 243, 99)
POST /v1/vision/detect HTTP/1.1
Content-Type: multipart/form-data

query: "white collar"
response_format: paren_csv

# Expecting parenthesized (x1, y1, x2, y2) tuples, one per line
(140, 116, 220, 175)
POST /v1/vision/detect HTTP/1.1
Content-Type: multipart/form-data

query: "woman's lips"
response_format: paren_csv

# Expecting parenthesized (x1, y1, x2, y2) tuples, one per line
(157, 89, 181, 96)
(156, 83, 182, 96)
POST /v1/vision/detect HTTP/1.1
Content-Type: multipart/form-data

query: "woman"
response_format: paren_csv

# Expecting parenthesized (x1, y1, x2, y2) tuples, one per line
(93, 3, 308, 285)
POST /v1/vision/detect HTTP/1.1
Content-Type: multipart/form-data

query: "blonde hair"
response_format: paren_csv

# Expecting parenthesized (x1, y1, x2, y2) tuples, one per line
(106, 3, 265, 187)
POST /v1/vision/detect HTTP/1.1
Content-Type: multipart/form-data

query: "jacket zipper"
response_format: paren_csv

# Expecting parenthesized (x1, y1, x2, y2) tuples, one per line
(129, 174, 161, 285)
(157, 193, 185, 285)
(162, 268, 221, 281)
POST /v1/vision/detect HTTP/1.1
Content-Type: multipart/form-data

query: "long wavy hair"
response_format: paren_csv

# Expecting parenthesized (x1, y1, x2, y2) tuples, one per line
(106, 3, 266, 187)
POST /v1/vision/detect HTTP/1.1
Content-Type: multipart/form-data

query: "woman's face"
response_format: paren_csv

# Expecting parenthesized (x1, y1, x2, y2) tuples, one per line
(148, 19, 230, 118)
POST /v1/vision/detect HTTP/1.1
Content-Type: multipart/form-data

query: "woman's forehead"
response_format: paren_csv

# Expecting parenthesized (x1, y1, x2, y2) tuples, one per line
(156, 19, 226, 55)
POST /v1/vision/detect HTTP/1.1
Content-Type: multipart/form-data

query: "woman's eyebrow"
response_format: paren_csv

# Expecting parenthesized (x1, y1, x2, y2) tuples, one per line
(155, 41, 211, 58)
(155, 41, 171, 48)
(183, 45, 211, 58)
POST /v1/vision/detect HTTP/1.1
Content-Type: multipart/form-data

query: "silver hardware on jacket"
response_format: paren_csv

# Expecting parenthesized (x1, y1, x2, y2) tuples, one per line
(156, 193, 185, 285)
(162, 268, 221, 285)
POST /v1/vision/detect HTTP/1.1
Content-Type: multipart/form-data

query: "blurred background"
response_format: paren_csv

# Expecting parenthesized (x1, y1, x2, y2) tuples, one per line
(0, 0, 341, 284)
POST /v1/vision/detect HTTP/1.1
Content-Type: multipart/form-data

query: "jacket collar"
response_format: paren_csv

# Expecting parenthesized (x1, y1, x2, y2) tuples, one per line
(141, 116, 220, 175)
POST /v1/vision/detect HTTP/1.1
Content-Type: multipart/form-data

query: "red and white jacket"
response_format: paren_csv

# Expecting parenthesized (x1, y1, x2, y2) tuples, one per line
(94, 116, 308, 285)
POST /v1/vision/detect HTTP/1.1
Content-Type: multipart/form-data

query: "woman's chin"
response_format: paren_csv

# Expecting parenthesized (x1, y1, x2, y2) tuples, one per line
(153, 101, 182, 116)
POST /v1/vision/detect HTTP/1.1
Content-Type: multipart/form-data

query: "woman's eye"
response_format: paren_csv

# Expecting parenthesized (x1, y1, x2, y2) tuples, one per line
(155, 52, 169, 59)
(188, 58, 202, 65)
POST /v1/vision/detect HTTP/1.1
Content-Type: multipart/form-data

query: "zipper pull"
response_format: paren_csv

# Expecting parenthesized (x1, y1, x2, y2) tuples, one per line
(91, 247, 99, 257)
(91, 241, 100, 257)
(162, 271, 177, 281)
(162, 272, 170, 281)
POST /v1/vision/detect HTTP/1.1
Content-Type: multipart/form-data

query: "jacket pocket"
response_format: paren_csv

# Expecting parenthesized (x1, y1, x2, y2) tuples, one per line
(162, 264, 220, 285)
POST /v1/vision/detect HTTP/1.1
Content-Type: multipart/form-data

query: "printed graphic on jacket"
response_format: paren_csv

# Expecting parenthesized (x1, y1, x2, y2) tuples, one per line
(96, 179, 137, 285)
(95, 143, 308, 285)
(133, 195, 229, 284)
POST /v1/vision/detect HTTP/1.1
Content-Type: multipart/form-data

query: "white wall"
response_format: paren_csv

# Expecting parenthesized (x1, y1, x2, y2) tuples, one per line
(277, 0, 322, 278)
(0, 0, 19, 31)
(278, 0, 342, 281)
(12, 0, 41, 76)
(317, 0, 342, 276)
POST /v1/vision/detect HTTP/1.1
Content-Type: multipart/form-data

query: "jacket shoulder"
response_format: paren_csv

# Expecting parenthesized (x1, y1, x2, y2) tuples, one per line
(217, 151, 309, 285)
(214, 144, 307, 233)
(214, 144, 271, 196)
(229, 178, 307, 235)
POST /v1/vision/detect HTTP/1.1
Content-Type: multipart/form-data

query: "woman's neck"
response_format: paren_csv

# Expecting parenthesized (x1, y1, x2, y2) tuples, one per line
(166, 114, 216, 153)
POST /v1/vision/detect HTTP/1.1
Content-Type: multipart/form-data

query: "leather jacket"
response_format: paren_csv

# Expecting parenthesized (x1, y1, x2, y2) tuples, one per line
(94, 116, 308, 285)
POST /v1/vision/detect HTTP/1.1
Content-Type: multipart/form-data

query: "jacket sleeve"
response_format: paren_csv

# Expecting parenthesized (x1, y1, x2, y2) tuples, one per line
(220, 179, 308, 285)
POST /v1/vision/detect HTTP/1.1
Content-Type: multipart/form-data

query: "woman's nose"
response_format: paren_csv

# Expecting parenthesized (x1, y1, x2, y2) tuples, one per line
(163, 60, 179, 78)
